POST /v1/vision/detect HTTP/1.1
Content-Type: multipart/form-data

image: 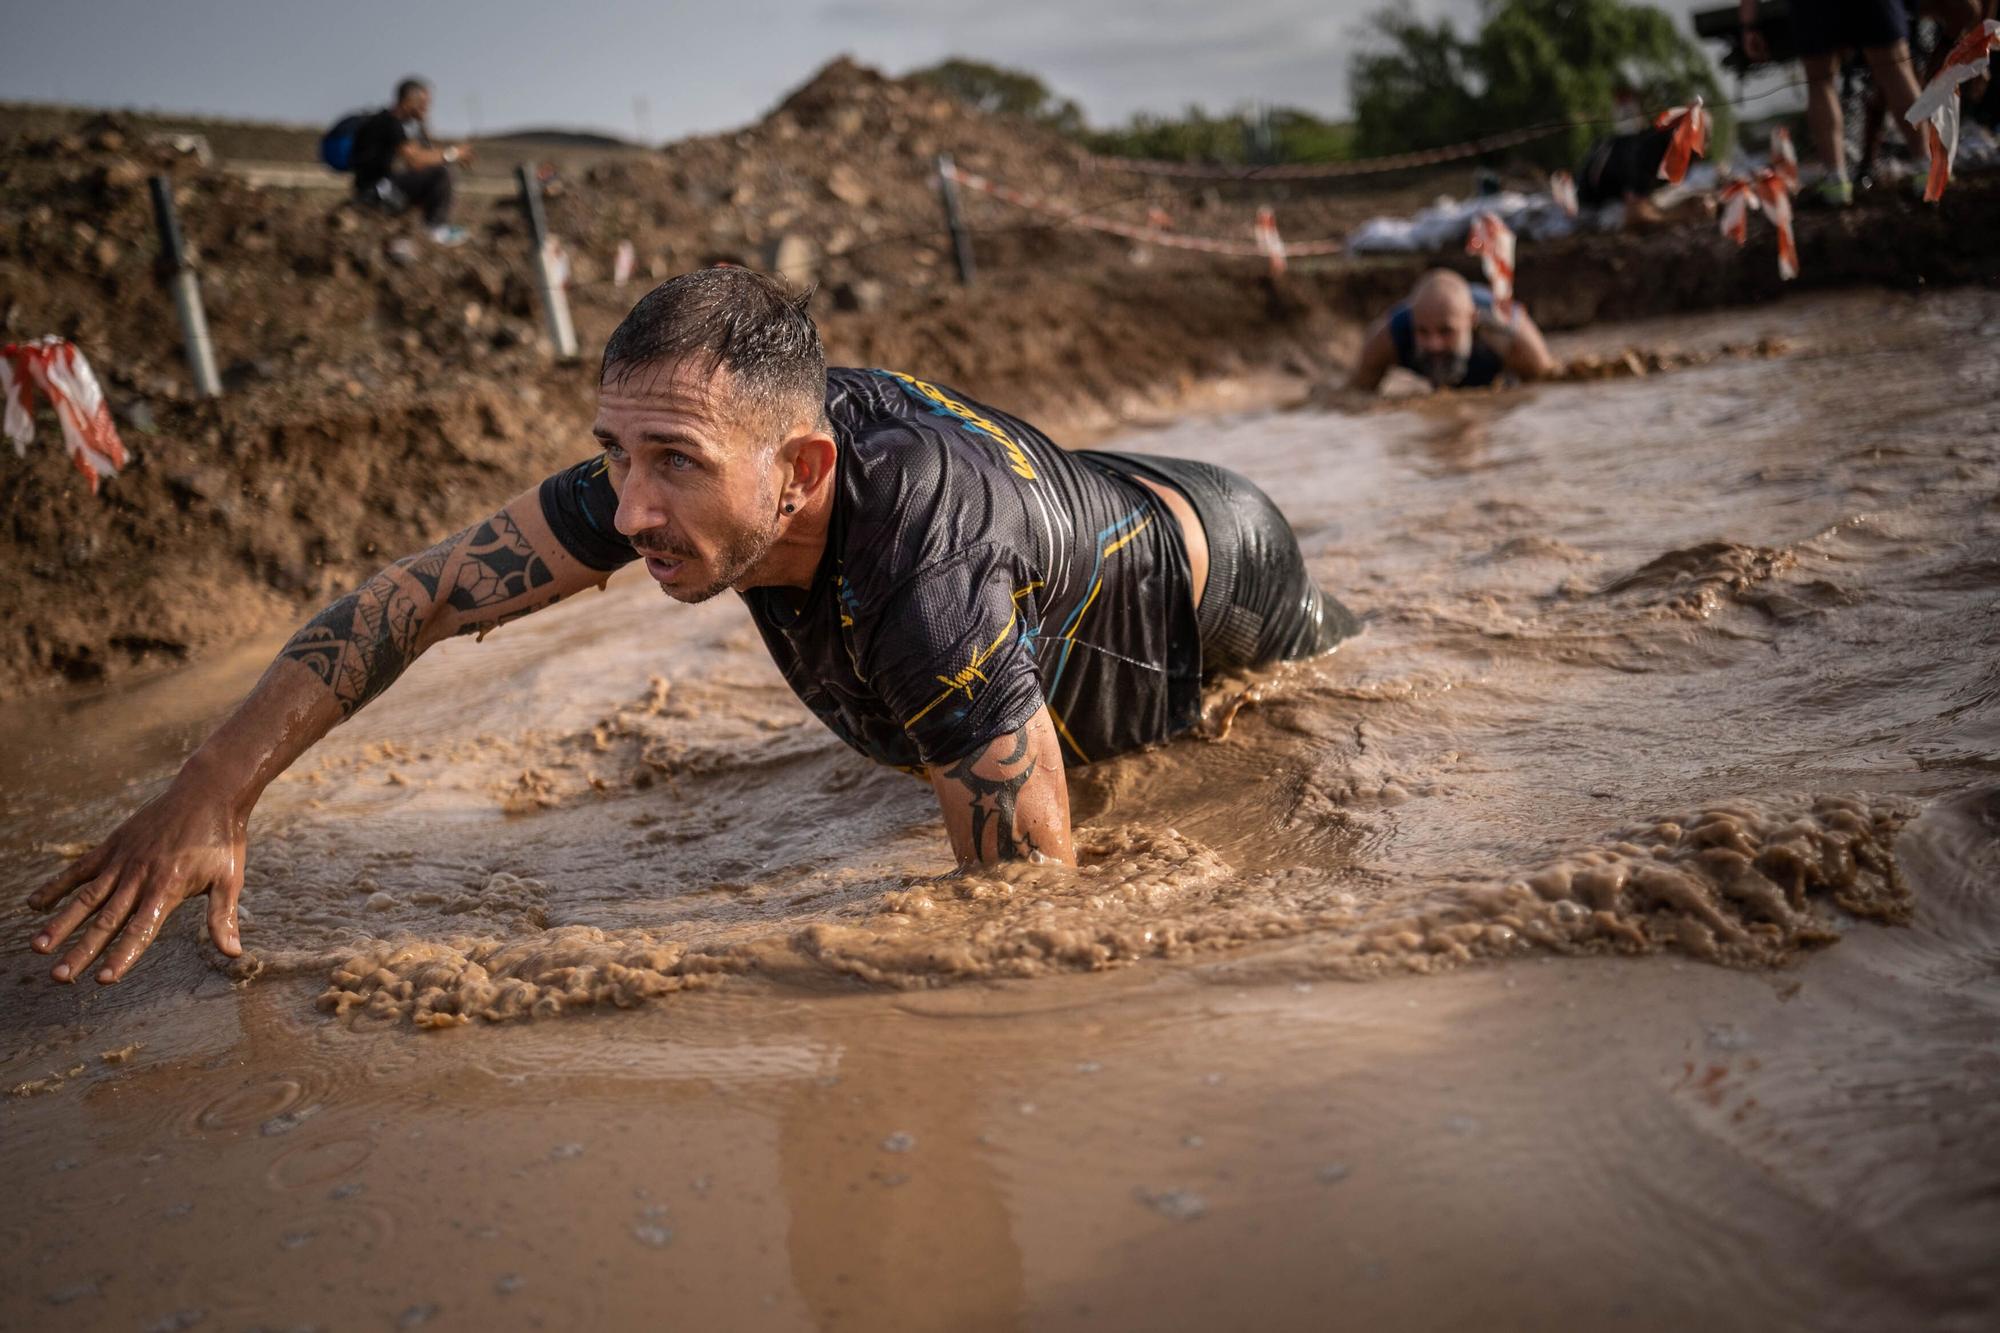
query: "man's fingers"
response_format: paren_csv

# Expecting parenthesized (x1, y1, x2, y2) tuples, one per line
(51, 878, 141, 983)
(95, 882, 181, 984)
(27, 844, 110, 910)
(207, 871, 244, 958)
(32, 868, 120, 954)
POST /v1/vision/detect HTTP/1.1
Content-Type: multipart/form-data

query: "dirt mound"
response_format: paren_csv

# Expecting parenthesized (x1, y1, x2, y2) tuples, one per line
(3, 63, 1997, 697)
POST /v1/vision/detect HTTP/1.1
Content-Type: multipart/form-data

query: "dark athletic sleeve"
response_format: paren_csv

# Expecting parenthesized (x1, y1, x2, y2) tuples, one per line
(855, 546, 1045, 768)
(538, 458, 637, 571)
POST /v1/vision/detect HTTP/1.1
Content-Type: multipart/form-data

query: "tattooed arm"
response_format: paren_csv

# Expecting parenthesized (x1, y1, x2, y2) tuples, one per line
(26, 486, 609, 984)
(927, 708, 1076, 868)
(278, 499, 580, 717)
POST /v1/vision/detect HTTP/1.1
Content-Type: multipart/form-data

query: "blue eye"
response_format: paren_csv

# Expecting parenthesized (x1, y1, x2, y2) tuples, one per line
(667, 451, 695, 471)
(602, 441, 627, 463)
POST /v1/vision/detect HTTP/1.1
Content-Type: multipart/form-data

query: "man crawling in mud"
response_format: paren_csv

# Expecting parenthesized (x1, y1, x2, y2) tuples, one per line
(1349, 268, 1555, 393)
(27, 266, 1357, 984)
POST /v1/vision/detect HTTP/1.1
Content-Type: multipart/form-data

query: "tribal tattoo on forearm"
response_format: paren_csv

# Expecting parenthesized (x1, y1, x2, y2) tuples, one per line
(277, 512, 558, 718)
(941, 729, 1043, 862)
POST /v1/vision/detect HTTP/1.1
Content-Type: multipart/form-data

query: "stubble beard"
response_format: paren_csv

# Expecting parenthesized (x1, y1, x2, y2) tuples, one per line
(636, 482, 782, 603)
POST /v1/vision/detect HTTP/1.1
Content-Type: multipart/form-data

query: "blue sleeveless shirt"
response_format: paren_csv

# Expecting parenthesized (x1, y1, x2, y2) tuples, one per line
(1388, 282, 1507, 387)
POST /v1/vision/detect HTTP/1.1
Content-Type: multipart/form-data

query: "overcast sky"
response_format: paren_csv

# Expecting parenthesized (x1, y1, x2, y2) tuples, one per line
(2, 0, 1741, 141)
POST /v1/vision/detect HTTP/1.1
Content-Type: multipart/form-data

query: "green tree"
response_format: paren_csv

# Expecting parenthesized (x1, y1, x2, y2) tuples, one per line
(1349, 15, 1486, 158)
(1085, 106, 1245, 162)
(1083, 105, 1355, 165)
(1269, 107, 1358, 163)
(908, 58, 1086, 135)
(1351, 0, 1730, 169)
(910, 56, 1356, 166)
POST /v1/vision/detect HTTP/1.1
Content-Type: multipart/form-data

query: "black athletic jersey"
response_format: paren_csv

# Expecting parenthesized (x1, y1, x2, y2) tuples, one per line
(540, 367, 1202, 770)
(351, 109, 427, 190)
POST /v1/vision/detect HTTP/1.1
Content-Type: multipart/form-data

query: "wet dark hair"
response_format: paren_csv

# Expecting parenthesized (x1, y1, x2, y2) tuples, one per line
(395, 78, 430, 104)
(600, 267, 827, 434)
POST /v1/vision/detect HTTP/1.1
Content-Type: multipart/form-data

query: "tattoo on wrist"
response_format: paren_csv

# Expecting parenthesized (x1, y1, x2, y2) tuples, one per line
(943, 729, 1042, 862)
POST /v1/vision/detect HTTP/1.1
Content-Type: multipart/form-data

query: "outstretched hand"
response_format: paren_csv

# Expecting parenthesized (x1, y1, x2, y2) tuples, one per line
(27, 779, 246, 984)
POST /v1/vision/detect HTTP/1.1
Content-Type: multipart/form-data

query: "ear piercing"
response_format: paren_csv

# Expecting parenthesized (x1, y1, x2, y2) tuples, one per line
(783, 503, 796, 514)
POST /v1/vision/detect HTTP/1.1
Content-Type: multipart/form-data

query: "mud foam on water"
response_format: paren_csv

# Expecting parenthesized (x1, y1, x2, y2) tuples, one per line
(307, 790, 1911, 1026)
(155, 291, 1978, 1029)
(2, 290, 1998, 1330)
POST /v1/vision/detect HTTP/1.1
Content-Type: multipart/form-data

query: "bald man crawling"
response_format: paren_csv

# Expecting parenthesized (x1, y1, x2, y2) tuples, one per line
(1349, 269, 1555, 393)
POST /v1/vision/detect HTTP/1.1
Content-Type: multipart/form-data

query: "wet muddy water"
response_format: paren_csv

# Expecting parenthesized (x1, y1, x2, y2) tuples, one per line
(3, 288, 1997, 1330)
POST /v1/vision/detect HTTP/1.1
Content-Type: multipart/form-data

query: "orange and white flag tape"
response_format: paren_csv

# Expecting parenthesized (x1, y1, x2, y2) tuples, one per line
(1654, 97, 1711, 185)
(1465, 212, 1516, 310)
(2, 337, 129, 492)
(1254, 207, 1286, 277)
(1549, 170, 1579, 217)
(1716, 176, 1761, 246)
(1769, 126, 1800, 194)
(1753, 170, 1797, 281)
(1906, 20, 2000, 202)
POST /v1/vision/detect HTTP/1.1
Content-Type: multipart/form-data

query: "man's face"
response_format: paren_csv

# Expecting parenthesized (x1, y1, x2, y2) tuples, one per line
(1411, 302, 1475, 387)
(401, 88, 431, 120)
(592, 360, 788, 603)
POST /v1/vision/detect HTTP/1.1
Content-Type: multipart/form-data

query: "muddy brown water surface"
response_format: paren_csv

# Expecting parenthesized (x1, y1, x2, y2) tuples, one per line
(4, 288, 1998, 1331)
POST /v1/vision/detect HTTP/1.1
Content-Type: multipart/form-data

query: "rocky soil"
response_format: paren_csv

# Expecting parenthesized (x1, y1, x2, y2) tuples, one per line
(3, 58, 1995, 697)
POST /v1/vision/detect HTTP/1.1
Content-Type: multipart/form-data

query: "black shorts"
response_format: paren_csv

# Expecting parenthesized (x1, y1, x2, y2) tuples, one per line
(1086, 452, 1359, 676)
(1794, 0, 1909, 56)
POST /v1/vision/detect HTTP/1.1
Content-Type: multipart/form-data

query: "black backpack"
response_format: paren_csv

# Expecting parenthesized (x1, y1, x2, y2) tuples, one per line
(319, 112, 369, 172)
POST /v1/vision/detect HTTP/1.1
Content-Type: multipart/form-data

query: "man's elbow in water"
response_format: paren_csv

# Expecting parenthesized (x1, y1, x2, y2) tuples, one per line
(1511, 346, 1557, 383)
(1506, 313, 1558, 383)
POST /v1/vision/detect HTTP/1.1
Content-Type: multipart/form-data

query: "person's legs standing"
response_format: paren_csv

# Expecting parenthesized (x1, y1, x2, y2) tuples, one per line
(1864, 40, 1930, 155)
(1805, 52, 1849, 182)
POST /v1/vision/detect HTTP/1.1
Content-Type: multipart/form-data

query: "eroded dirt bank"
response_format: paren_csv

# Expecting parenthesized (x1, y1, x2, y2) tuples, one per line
(5, 60, 1997, 696)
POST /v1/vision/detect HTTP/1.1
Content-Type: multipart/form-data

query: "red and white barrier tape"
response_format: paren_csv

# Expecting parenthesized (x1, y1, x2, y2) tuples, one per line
(1769, 126, 1799, 194)
(1464, 212, 1516, 310)
(1083, 122, 1571, 179)
(1655, 98, 1711, 186)
(1755, 170, 1797, 281)
(1717, 177, 1758, 246)
(2, 337, 129, 493)
(1715, 168, 1797, 281)
(940, 161, 1342, 259)
(1907, 19, 1999, 202)
(1549, 169, 1579, 218)
(1253, 207, 1285, 276)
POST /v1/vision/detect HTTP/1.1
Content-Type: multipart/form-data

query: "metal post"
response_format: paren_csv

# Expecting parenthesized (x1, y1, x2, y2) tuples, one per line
(935, 154, 976, 286)
(516, 163, 579, 361)
(147, 175, 221, 398)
